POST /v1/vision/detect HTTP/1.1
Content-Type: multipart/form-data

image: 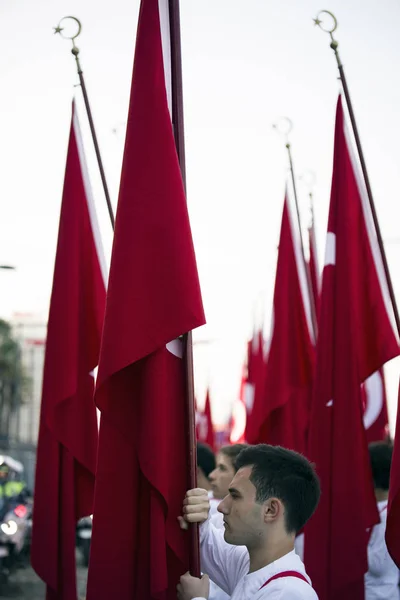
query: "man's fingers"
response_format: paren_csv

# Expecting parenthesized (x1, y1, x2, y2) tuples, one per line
(184, 512, 205, 523)
(177, 516, 188, 530)
(183, 495, 208, 506)
(186, 488, 209, 497)
(183, 502, 209, 515)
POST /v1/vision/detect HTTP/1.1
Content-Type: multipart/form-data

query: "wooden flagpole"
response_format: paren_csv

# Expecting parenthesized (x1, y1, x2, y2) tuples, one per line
(168, 0, 201, 577)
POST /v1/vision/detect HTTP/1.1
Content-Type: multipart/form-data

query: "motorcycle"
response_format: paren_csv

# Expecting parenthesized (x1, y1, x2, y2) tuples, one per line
(76, 515, 92, 567)
(0, 500, 31, 580)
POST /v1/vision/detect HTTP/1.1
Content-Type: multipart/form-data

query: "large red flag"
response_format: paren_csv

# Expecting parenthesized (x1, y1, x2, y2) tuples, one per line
(386, 381, 400, 567)
(304, 96, 399, 600)
(85, 0, 205, 597)
(244, 329, 266, 442)
(31, 103, 106, 600)
(362, 368, 390, 443)
(246, 194, 314, 455)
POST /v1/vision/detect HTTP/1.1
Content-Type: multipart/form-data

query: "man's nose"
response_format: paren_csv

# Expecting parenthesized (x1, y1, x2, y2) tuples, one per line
(217, 495, 230, 515)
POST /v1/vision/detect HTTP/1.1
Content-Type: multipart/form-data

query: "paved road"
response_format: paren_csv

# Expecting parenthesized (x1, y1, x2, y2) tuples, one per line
(0, 558, 88, 599)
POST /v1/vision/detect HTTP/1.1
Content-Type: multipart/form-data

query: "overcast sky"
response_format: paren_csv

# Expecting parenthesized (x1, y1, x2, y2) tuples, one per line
(1, 0, 400, 426)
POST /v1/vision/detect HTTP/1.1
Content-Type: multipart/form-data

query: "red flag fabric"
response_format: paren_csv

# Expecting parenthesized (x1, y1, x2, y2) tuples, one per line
(308, 217, 320, 315)
(362, 368, 390, 443)
(195, 391, 215, 450)
(386, 380, 400, 567)
(31, 103, 106, 600)
(230, 367, 247, 444)
(244, 330, 266, 442)
(246, 194, 314, 455)
(204, 389, 215, 450)
(85, 0, 205, 597)
(304, 96, 399, 600)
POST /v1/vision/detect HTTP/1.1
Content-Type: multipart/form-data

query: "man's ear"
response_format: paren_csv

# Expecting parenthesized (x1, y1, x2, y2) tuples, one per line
(263, 497, 283, 524)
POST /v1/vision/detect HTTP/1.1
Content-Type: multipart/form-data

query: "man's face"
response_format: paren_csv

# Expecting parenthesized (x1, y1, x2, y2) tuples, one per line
(217, 466, 266, 547)
(209, 453, 235, 499)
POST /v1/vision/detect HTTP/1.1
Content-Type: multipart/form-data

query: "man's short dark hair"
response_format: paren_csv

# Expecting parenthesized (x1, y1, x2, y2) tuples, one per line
(369, 442, 393, 491)
(219, 444, 248, 472)
(197, 443, 215, 478)
(235, 444, 320, 534)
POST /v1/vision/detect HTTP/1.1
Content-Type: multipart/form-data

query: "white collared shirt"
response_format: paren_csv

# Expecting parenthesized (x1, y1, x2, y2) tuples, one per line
(194, 517, 318, 599)
(365, 500, 400, 600)
(206, 494, 230, 600)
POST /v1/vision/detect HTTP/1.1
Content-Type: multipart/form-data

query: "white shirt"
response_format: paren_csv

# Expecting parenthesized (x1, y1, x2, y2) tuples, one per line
(194, 517, 318, 600)
(208, 491, 221, 520)
(206, 494, 230, 600)
(365, 501, 400, 600)
(294, 533, 304, 562)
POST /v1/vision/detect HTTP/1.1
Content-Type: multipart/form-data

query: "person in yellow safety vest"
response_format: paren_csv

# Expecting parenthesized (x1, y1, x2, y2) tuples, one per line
(0, 464, 26, 502)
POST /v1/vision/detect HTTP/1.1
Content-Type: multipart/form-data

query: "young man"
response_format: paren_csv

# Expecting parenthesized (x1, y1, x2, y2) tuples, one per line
(178, 444, 320, 600)
(365, 442, 400, 600)
(209, 444, 248, 500)
(197, 442, 216, 492)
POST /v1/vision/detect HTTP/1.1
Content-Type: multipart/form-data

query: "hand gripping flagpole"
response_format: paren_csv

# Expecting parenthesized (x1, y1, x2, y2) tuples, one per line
(54, 17, 115, 231)
(168, 0, 201, 577)
(273, 118, 318, 340)
(314, 10, 400, 338)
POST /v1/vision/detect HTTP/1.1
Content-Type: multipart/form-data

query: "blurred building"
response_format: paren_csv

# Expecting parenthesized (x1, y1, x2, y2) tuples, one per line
(7, 312, 47, 489)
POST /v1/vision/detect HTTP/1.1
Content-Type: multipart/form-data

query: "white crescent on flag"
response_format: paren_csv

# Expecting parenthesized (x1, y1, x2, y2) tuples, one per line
(363, 370, 384, 430)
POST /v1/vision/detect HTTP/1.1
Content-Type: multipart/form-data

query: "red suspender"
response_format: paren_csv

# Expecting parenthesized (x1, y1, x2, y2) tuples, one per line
(259, 570, 309, 590)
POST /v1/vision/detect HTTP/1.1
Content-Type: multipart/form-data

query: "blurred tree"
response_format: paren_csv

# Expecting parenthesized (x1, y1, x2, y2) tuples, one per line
(0, 320, 29, 446)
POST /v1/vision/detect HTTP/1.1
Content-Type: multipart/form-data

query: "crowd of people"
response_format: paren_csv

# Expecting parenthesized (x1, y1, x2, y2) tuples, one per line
(174, 441, 399, 600)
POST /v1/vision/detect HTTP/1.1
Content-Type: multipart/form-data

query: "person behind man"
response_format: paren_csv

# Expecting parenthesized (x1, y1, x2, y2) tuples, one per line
(197, 442, 230, 600)
(177, 444, 320, 600)
(197, 443, 216, 492)
(365, 442, 400, 600)
(209, 444, 248, 500)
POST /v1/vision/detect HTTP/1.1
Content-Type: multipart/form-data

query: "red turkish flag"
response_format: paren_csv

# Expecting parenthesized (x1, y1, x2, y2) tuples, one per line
(230, 366, 247, 444)
(244, 330, 266, 443)
(304, 96, 399, 600)
(386, 380, 400, 567)
(246, 194, 315, 455)
(31, 103, 106, 600)
(362, 368, 390, 444)
(204, 389, 215, 450)
(195, 390, 215, 450)
(85, 0, 205, 598)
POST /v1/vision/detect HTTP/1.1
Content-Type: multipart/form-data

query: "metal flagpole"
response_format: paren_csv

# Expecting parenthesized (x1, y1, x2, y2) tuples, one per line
(54, 17, 115, 231)
(314, 10, 400, 338)
(273, 118, 318, 339)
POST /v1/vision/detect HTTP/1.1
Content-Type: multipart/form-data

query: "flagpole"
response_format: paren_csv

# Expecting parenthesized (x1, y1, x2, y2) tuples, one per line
(287, 142, 319, 339)
(274, 119, 318, 339)
(54, 17, 115, 231)
(314, 10, 400, 338)
(168, 0, 201, 578)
